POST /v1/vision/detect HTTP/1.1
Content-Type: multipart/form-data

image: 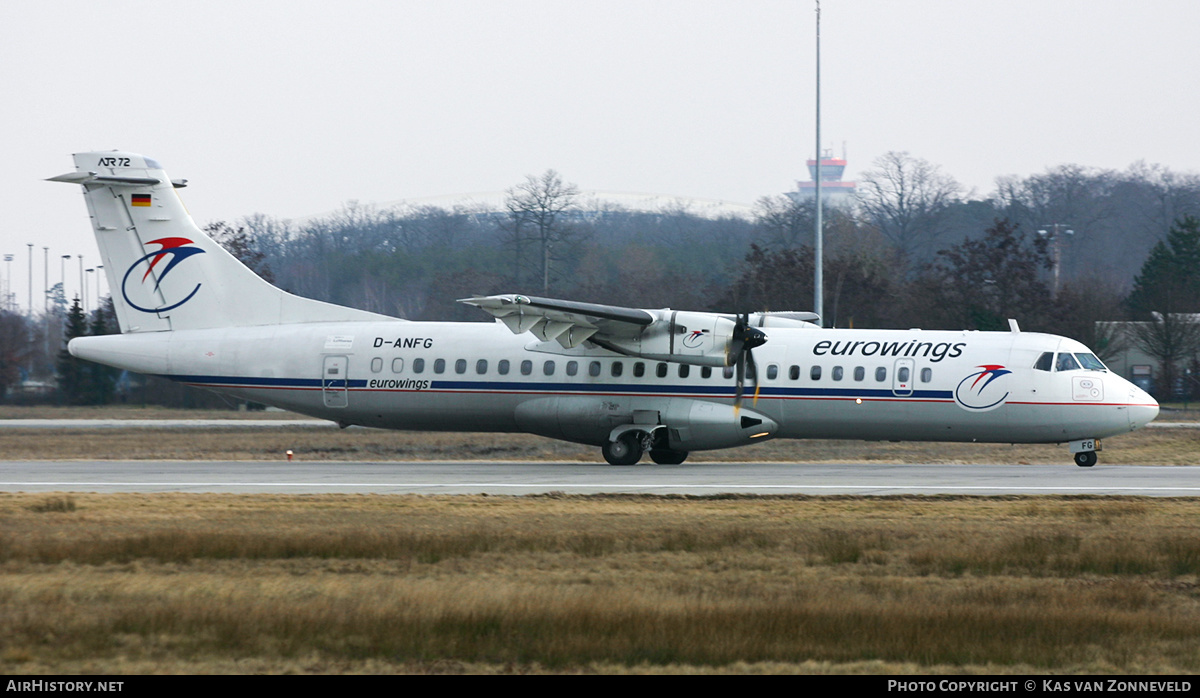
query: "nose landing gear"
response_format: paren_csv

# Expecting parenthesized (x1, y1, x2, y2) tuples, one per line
(1069, 438, 1101, 467)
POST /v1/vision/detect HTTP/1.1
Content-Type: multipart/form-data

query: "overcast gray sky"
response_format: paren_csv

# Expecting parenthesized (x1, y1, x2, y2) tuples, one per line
(3, 0, 1199, 309)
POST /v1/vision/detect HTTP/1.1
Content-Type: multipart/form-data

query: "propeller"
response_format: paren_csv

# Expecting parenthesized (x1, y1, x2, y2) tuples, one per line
(730, 312, 767, 412)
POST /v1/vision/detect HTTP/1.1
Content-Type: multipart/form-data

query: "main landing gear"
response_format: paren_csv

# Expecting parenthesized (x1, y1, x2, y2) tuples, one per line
(601, 430, 688, 465)
(1073, 451, 1098, 468)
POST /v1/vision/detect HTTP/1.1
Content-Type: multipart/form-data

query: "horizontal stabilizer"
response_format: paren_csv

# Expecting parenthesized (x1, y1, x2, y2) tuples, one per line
(48, 171, 161, 186)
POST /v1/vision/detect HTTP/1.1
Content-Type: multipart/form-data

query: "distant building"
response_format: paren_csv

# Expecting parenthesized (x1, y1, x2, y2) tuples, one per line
(1100, 316, 1200, 399)
(789, 149, 856, 204)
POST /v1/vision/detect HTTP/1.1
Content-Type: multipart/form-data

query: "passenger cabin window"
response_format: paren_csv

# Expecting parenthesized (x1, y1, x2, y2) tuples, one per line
(678, 365, 690, 378)
(434, 359, 446, 374)
(498, 360, 510, 375)
(898, 366, 911, 383)
(1055, 353, 1081, 372)
(455, 359, 467, 374)
(723, 366, 734, 379)
(476, 359, 488, 374)
(413, 358, 425, 373)
(589, 361, 601, 377)
(656, 363, 668, 378)
(789, 365, 800, 380)
(391, 358, 404, 373)
(810, 366, 822, 380)
(611, 362, 624, 377)
(371, 357, 383, 373)
(701, 366, 712, 379)
(853, 366, 865, 382)
(875, 367, 886, 382)
(566, 361, 579, 376)
(520, 360, 533, 376)
(766, 364, 778, 380)
(543, 360, 555, 376)
(921, 367, 933, 383)
(1034, 352, 1054, 371)
(633, 362, 645, 377)
(832, 366, 843, 381)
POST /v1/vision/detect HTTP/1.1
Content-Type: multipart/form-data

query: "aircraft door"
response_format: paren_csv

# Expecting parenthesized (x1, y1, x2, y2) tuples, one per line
(892, 358, 914, 397)
(322, 355, 349, 408)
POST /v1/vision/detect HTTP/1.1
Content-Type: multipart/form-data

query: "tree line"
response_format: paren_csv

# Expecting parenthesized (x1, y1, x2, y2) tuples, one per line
(5, 151, 1200, 404)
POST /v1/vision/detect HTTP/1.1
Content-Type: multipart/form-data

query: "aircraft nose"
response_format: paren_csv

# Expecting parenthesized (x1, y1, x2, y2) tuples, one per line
(1128, 389, 1159, 429)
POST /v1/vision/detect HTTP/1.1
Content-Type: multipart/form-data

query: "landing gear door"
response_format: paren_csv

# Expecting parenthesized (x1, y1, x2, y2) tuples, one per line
(892, 358, 915, 397)
(322, 355, 349, 408)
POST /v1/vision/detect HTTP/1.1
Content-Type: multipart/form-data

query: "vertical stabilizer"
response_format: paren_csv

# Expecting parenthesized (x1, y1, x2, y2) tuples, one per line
(49, 151, 393, 332)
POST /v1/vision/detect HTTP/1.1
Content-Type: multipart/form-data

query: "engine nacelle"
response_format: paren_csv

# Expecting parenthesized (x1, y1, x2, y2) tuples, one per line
(659, 399, 778, 451)
(601, 311, 739, 367)
(513, 395, 778, 452)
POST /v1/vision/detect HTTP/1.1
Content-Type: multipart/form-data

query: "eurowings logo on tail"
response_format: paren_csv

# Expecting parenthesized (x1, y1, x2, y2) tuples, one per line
(121, 237, 206, 313)
(954, 364, 1012, 411)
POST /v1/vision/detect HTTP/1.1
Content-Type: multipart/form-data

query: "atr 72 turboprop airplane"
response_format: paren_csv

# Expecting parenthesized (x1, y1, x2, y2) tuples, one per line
(51, 151, 1158, 467)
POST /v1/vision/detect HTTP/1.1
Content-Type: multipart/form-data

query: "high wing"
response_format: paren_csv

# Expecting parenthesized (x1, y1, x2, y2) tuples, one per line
(459, 294, 651, 347)
(460, 294, 819, 367)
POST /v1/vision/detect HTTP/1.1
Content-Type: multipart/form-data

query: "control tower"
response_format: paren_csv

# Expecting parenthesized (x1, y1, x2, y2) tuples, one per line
(792, 148, 856, 203)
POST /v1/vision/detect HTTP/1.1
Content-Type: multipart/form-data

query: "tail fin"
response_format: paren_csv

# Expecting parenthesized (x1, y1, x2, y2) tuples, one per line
(48, 151, 393, 333)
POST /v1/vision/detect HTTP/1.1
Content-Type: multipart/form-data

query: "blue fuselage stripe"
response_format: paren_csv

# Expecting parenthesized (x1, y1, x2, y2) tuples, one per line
(168, 374, 953, 400)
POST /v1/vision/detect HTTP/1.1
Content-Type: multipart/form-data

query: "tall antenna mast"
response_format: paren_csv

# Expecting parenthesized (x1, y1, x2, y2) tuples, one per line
(813, 1, 823, 327)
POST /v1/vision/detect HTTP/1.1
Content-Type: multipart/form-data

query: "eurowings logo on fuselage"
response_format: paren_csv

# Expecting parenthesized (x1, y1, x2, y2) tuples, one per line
(121, 237, 206, 313)
(954, 364, 1012, 411)
(682, 329, 710, 349)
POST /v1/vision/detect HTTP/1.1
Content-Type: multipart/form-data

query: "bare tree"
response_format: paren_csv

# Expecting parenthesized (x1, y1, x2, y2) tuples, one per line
(1128, 313, 1200, 399)
(753, 194, 813, 250)
(1123, 161, 1200, 240)
(503, 170, 579, 294)
(856, 151, 963, 266)
(204, 221, 275, 283)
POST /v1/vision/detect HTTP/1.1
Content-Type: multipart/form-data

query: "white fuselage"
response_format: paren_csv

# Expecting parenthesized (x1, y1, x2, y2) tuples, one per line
(72, 320, 1159, 449)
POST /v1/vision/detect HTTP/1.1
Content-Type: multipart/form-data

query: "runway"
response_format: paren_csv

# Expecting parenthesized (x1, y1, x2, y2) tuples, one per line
(2, 460, 1198, 496)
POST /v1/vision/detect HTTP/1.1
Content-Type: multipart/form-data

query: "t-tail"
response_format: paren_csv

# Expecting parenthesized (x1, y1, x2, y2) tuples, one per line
(48, 151, 391, 333)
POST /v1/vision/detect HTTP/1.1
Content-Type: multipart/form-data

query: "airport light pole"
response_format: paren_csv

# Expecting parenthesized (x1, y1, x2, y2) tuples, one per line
(78, 255, 84, 311)
(43, 246, 50, 362)
(3, 254, 12, 312)
(812, 0, 823, 327)
(1037, 224, 1074, 299)
(27, 243, 33, 318)
(95, 265, 104, 309)
(60, 255, 71, 312)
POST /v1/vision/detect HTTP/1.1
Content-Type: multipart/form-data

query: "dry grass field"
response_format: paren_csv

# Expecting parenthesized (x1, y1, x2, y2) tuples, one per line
(3, 493, 1200, 674)
(3, 406, 1200, 674)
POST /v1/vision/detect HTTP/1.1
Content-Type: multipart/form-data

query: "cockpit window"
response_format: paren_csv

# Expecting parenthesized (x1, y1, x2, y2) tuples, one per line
(1055, 353, 1081, 372)
(1075, 353, 1107, 370)
(1034, 352, 1054, 371)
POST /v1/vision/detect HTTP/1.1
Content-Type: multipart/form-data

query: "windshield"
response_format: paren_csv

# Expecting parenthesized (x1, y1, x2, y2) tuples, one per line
(1074, 353, 1107, 370)
(1055, 353, 1081, 372)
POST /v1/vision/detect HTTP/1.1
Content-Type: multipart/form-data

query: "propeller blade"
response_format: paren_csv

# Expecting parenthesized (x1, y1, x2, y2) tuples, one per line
(732, 311, 768, 412)
(747, 345, 761, 406)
